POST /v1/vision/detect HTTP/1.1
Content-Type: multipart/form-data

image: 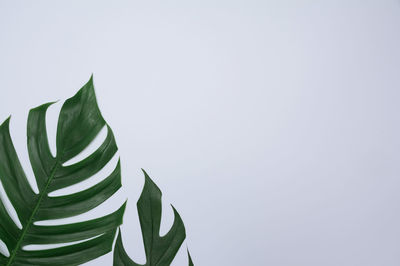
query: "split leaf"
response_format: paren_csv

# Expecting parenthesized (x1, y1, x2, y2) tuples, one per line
(113, 171, 192, 266)
(0, 77, 125, 265)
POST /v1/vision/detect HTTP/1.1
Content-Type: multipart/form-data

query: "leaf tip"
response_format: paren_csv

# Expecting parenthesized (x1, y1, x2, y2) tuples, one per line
(0, 115, 11, 129)
(115, 201, 127, 220)
(170, 203, 178, 213)
(121, 200, 128, 212)
(73, 74, 96, 98)
(141, 168, 148, 176)
(141, 169, 158, 189)
(116, 158, 121, 169)
(86, 73, 94, 87)
(84, 74, 95, 92)
(170, 203, 185, 228)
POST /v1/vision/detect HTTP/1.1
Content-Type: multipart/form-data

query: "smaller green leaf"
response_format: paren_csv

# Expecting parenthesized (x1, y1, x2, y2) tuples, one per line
(113, 170, 191, 266)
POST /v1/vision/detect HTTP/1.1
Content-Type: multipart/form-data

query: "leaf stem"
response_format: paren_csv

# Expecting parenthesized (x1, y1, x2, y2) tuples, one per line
(6, 160, 60, 266)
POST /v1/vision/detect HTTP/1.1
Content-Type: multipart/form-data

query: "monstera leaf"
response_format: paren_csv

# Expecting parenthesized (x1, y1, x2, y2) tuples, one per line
(113, 170, 193, 266)
(0, 77, 125, 265)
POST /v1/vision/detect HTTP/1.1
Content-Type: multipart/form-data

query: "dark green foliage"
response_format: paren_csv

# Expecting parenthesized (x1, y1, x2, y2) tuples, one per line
(0, 76, 193, 265)
(113, 170, 192, 266)
(0, 77, 125, 265)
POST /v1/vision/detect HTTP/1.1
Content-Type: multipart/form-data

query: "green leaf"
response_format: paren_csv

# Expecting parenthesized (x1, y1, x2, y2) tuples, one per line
(0, 76, 125, 265)
(113, 170, 191, 266)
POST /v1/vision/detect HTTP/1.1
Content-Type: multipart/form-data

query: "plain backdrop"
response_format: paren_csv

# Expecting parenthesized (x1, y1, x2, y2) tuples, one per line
(1, 1, 400, 265)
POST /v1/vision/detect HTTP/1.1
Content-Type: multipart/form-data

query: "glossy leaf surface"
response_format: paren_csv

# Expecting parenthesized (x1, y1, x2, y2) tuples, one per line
(0, 77, 125, 265)
(113, 171, 191, 266)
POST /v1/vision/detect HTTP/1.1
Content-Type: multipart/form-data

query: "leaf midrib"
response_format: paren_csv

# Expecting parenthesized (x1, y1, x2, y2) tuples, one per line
(6, 159, 60, 266)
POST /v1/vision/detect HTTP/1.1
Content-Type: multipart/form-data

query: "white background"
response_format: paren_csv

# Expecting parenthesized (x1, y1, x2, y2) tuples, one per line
(1, 1, 400, 265)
